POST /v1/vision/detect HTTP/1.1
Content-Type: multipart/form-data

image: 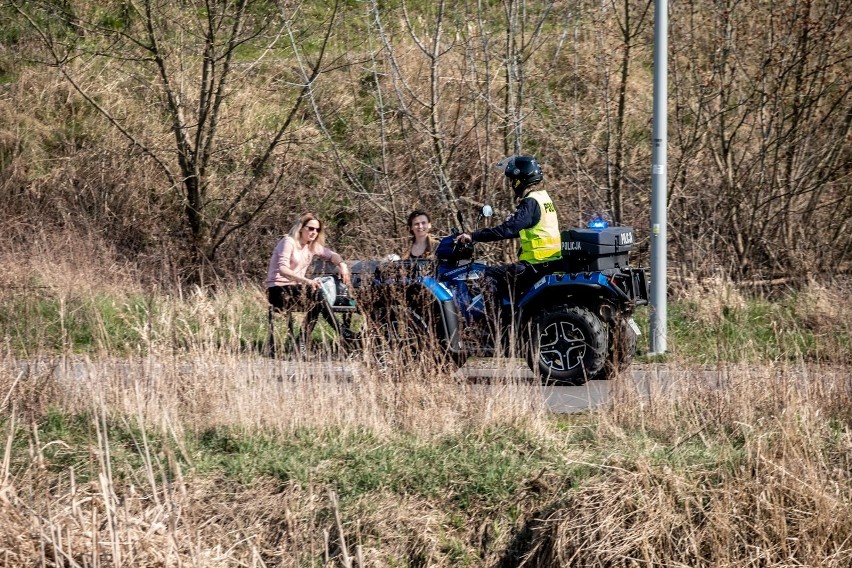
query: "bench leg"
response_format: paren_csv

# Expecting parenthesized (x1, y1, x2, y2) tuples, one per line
(267, 305, 277, 358)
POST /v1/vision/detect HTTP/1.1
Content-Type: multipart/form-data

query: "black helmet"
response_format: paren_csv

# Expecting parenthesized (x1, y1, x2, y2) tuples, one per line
(496, 155, 543, 198)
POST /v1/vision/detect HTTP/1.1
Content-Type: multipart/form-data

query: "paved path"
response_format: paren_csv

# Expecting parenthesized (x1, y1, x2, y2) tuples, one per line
(13, 357, 849, 416)
(11, 356, 706, 414)
(460, 359, 678, 413)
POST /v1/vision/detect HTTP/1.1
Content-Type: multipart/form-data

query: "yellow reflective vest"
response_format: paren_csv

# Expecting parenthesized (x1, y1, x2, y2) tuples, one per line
(519, 190, 562, 263)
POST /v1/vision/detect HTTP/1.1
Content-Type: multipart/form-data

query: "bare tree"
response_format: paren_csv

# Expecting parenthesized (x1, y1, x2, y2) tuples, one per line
(400, 0, 460, 213)
(11, 0, 340, 282)
(501, 0, 551, 156)
(606, 0, 652, 224)
(4, 0, 848, 284)
(668, 0, 852, 280)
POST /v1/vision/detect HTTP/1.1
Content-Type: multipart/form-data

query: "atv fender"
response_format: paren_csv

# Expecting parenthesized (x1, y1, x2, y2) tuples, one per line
(518, 272, 625, 315)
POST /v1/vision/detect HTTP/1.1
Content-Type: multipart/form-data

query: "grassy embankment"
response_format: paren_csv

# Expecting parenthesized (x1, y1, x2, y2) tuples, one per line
(1, 248, 851, 566)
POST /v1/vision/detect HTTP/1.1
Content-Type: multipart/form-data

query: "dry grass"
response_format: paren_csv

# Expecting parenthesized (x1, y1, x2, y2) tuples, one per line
(0, 349, 551, 566)
(518, 363, 852, 567)
(3, 352, 852, 566)
(0, 228, 140, 296)
(791, 279, 850, 336)
(671, 273, 749, 327)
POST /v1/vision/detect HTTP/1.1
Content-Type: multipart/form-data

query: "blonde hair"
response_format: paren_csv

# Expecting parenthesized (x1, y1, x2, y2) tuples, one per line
(287, 212, 326, 252)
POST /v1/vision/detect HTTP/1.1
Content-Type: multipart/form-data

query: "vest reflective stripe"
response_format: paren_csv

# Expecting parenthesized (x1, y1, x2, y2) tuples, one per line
(519, 190, 562, 263)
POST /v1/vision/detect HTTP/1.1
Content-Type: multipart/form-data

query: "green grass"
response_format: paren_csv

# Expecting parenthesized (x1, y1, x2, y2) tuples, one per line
(2, 282, 848, 366)
(6, 411, 589, 523)
(8, 408, 169, 486)
(3, 406, 761, 546)
(632, 293, 849, 365)
(189, 425, 569, 512)
(7, 406, 768, 519)
(0, 285, 362, 356)
(0, 291, 147, 354)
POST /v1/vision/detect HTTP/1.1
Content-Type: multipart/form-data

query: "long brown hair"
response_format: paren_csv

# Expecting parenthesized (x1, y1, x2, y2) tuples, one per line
(287, 212, 326, 252)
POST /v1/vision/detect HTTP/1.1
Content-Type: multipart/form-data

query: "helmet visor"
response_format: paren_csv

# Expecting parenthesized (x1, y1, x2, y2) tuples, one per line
(494, 155, 518, 174)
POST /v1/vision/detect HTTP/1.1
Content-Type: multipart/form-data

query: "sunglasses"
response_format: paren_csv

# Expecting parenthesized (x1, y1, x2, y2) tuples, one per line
(303, 225, 320, 232)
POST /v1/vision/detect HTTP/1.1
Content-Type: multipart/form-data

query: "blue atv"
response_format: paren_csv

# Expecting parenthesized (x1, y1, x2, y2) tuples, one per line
(336, 208, 646, 384)
(429, 208, 648, 384)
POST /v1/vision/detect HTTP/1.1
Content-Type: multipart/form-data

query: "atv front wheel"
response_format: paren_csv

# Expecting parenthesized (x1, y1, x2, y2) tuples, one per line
(367, 302, 466, 371)
(526, 305, 607, 385)
(366, 304, 428, 368)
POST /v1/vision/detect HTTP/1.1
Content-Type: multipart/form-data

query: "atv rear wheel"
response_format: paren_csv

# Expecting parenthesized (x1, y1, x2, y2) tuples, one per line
(526, 305, 607, 385)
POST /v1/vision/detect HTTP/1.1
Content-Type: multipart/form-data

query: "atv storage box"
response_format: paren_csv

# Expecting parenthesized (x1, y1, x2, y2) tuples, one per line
(557, 226, 635, 273)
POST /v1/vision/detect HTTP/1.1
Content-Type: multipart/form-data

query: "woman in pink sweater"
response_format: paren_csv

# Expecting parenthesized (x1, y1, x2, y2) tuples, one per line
(266, 213, 352, 346)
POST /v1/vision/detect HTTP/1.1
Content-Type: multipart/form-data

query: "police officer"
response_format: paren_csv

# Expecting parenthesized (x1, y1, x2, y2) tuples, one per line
(455, 155, 562, 309)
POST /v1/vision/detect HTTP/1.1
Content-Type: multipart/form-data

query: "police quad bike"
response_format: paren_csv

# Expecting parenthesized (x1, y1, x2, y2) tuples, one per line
(310, 210, 647, 383)
(432, 207, 650, 385)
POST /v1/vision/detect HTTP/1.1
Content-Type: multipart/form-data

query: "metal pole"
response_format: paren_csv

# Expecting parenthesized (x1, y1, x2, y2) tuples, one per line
(649, 0, 668, 354)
